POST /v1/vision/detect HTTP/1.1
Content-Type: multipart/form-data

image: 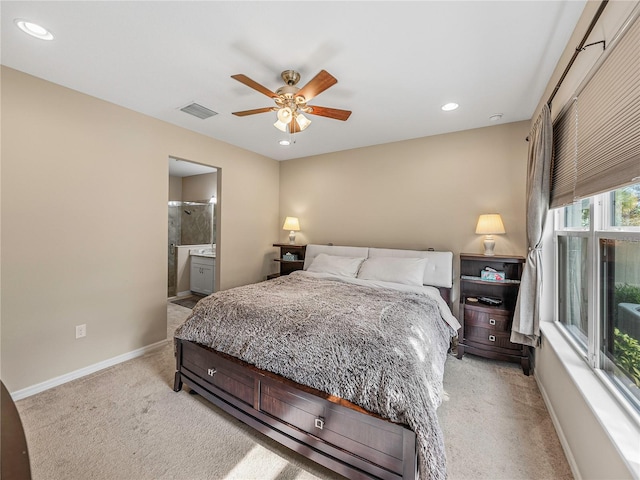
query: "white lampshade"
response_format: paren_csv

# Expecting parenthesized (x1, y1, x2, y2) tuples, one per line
(274, 119, 288, 132)
(475, 214, 506, 235)
(283, 216, 300, 244)
(295, 113, 312, 131)
(277, 107, 293, 124)
(476, 214, 505, 256)
(282, 217, 300, 231)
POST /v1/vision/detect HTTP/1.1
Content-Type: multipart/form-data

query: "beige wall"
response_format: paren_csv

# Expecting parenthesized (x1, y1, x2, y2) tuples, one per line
(182, 171, 217, 202)
(0, 67, 279, 393)
(279, 121, 530, 305)
(531, 1, 639, 478)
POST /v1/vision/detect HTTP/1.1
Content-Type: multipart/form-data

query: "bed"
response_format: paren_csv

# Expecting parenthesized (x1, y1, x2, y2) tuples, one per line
(173, 245, 459, 480)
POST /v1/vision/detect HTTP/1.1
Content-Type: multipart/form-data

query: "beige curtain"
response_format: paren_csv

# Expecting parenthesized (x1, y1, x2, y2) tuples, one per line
(511, 104, 553, 347)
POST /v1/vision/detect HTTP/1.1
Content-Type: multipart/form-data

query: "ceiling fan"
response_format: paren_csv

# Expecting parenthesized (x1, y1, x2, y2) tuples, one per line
(231, 70, 352, 134)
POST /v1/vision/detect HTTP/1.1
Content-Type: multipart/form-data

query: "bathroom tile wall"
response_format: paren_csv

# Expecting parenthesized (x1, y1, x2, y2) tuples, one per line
(181, 203, 214, 245)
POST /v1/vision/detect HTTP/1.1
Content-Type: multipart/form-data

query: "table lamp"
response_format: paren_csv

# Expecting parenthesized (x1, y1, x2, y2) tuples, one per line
(475, 214, 505, 256)
(282, 216, 300, 244)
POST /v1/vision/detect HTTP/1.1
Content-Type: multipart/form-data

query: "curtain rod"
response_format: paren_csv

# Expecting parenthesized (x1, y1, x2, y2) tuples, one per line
(546, 0, 609, 108)
(527, 1, 608, 142)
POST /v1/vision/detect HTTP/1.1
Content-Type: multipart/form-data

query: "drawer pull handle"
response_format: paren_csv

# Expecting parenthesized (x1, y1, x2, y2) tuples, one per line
(314, 417, 325, 430)
(207, 368, 217, 377)
(489, 318, 496, 326)
(489, 335, 496, 342)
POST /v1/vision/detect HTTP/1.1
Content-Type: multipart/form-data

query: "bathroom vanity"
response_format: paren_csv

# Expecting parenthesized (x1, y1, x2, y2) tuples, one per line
(190, 248, 215, 295)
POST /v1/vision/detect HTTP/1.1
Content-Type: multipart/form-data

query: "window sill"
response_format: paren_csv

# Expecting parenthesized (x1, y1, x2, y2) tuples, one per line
(539, 321, 640, 477)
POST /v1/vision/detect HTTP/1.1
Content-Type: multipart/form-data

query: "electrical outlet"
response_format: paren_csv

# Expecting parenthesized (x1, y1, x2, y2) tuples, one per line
(75, 324, 86, 339)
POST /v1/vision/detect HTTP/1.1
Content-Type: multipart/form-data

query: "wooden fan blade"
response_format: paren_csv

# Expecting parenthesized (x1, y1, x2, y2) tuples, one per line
(290, 120, 301, 134)
(232, 107, 275, 117)
(306, 106, 352, 121)
(295, 70, 337, 102)
(231, 74, 278, 99)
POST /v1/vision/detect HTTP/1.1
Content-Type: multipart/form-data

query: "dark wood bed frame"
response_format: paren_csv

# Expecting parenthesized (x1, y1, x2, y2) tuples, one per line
(173, 285, 451, 480)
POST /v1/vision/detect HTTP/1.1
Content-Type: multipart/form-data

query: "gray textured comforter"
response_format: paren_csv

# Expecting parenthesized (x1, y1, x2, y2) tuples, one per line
(175, 272, 456, 480)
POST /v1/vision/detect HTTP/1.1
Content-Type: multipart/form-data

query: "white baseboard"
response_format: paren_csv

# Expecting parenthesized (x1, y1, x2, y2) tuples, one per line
(11, 339, 168, 401)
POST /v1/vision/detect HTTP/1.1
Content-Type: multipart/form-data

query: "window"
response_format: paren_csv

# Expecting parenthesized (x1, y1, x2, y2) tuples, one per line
(557, 235, 588, 347)
(610, 184, 640, 228)
(564, 198, 590, 229)
(555, 183, 640, 414)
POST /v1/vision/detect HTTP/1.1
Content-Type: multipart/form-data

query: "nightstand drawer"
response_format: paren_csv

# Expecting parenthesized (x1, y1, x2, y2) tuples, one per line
(464, 305, 511, 331)
(466, 325, 520, 351)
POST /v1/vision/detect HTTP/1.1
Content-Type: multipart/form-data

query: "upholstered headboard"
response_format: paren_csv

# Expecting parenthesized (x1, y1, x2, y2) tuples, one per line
(303, 244, 453, 288)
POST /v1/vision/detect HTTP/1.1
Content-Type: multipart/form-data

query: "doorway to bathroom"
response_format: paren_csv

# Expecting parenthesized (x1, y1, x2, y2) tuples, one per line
(168, 157, 219, 298)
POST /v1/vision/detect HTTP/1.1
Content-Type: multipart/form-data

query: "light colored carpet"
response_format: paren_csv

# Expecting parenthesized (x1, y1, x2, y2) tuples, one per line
(15, 303, 572, 480)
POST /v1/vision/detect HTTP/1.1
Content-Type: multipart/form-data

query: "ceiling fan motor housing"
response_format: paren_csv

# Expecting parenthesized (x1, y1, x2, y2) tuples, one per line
(276, 84, 300, 99)
(281, 70, 301, 86)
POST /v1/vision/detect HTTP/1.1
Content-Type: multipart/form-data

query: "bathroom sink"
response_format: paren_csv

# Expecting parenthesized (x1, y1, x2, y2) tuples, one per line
(190, 248, 215, 257)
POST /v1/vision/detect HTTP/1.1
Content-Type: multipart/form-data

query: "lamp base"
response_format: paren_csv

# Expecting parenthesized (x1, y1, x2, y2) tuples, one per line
(288, 231, 296, 245)
(483, 235, 496, 256)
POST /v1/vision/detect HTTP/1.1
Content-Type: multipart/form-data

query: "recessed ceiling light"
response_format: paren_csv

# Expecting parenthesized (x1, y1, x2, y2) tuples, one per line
(441, 102, 459, 111)
(279, 140, 291, 146)
(14, 19, 54, 40)
(489, 113, 504, 121)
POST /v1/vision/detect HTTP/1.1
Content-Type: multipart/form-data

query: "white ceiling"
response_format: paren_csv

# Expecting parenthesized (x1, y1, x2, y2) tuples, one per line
(168, 157, 217, 177)
(1, 1, 586, 162)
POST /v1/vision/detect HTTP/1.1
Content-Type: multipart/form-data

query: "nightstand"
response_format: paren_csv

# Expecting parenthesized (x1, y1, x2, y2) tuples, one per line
(457, 253, 530, 375)
(270, 243, 307, 279)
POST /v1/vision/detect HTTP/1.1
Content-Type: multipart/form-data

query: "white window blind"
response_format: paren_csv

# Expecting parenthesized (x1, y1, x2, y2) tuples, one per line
(550, 11, 640, 208)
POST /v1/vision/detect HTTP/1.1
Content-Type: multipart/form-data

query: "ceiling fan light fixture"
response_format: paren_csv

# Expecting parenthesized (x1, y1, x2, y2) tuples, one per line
(295, 113, 312, 131)
(277, 107, 293, 124)
(274, 119, 288, 132)
(232, 69, 352, 136)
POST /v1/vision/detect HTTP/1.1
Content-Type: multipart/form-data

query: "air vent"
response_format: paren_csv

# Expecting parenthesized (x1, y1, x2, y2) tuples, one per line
(180, 103, 218, 119)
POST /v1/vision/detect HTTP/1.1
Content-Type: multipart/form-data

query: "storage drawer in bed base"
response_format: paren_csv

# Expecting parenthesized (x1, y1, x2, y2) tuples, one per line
(174, 339, 417, 480)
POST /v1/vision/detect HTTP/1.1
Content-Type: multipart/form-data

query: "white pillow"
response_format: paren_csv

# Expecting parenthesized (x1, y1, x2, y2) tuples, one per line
(357, 257, 428, 286)
(306, 253, 366, 278)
